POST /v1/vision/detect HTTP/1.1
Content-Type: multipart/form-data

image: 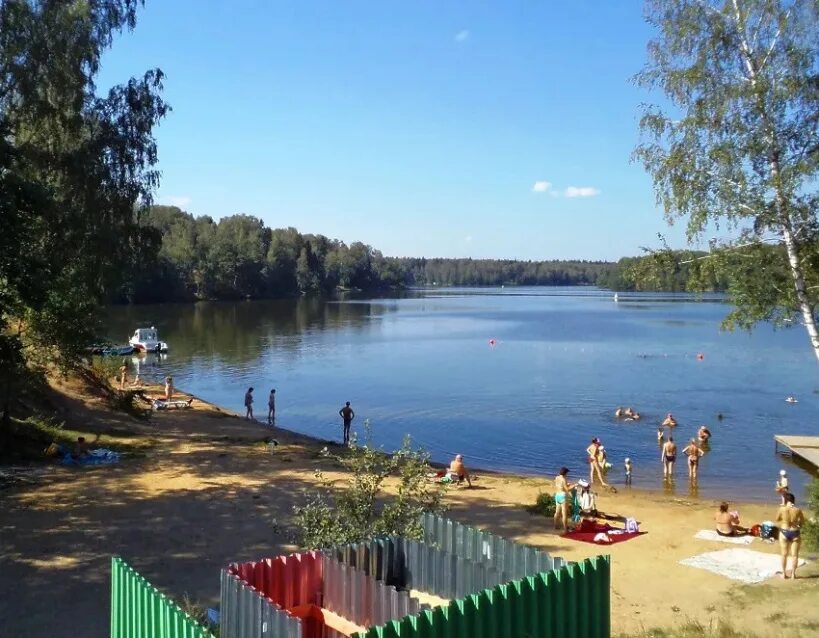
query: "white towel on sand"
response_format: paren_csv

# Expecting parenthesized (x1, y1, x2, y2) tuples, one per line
(694, 530, 753, 545)
(680, 548, 806, 584)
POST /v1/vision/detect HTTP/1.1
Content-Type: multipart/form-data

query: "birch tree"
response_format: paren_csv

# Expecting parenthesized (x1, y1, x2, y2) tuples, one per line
(635, 0, 819, 361)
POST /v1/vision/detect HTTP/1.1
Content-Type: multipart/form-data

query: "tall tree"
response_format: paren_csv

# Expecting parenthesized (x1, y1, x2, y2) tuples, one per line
(0, 0, 167, 441)
(635, 0, 819, 360)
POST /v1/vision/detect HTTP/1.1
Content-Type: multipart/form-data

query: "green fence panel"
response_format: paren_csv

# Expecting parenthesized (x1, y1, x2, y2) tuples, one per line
(111, 557, 213, 638)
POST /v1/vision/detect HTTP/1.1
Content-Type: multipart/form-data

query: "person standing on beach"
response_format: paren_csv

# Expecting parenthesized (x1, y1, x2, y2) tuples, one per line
(244, 387, 254, 420)
(586, 438, 608, 486)
(776, 492, 805, 579)
(339, 401, 355, 444)
(661, 436, 677, 479)
(267, 388, 276, 425)
(164, 376, 174, 401)
(683, 438, 703, 480)
(119, 360, 128, 390)
(553, 467, 574, 531)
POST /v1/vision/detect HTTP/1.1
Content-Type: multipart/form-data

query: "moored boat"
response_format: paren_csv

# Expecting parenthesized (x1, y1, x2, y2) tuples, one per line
(128, 327, 169, 353)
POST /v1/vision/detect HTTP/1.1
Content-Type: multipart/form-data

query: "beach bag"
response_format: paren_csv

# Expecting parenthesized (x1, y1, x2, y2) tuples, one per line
(760, 522, 778, 540)
(625, 517, 639, 533)
(749, 524, 761, 537)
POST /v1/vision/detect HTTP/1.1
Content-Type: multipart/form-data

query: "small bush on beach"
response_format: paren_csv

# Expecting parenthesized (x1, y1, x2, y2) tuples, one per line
(620, 619, 759, 638)
(527, 492, 556, 518)
(293, 421, 445, 549)
(805, 478, 819, 552)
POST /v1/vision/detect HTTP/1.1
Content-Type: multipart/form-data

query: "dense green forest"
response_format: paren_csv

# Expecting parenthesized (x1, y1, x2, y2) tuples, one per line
(121, 206, 618, 301)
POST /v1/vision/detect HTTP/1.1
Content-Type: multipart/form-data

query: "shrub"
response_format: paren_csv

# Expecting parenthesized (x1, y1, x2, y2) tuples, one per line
(804, 478, 819, 552)
(527, 492, 556, 518)
(293, 421, 445, 549)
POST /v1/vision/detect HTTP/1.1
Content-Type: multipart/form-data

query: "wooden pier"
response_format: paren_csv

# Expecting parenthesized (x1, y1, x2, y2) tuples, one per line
(774, 435, 819, 470)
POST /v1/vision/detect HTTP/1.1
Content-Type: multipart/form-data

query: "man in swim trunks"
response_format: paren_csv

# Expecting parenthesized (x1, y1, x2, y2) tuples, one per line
(553, 466, 574, 531)
(683, 438, 703, 480)
(776, 492, 805, 579)
(586, 438, 609, 486)
(448, 454, 472, 487)
(661, 436, 677, 479)
(339, 401, 355, 444)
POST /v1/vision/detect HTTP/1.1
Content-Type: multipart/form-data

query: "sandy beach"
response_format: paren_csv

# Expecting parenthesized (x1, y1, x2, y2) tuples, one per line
(1, 377, 818, 638)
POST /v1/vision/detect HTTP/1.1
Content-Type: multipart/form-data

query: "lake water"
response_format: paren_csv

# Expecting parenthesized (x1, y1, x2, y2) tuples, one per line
(105, 288, 819, 501)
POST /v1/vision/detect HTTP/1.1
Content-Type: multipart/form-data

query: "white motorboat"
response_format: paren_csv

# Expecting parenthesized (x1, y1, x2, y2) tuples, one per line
(128, 326, 169, 353)
(613, 293, 619, 303)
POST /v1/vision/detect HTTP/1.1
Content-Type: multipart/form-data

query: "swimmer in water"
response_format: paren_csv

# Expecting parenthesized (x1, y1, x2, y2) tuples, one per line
(657, 427, 664, 443)
(785, 396, 798, 404)
(662, 413, 677, 427)
(697, 425, 711, 442)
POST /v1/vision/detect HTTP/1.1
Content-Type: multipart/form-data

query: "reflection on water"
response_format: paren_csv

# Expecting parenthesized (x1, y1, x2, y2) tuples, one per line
(105, 288, 818, 502)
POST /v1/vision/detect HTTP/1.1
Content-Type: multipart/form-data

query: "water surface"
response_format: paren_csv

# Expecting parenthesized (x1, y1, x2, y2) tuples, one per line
(105, 289, 819, 501)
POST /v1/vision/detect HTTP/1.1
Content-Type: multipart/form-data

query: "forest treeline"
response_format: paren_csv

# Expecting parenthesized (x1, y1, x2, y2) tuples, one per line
(121, 206, 621, 301)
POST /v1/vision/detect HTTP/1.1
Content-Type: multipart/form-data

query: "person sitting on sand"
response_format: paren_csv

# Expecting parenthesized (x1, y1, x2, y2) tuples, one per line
(715, 502, 747, 537)
(662, 413, 677, 427)
(72, 436, 91, 460)
(683, 438, 704, 480)
(697, 425, 711, 443)
(577, 479, 597, 517)
(448, 454, 472, 487)
(776, 492, 805, 579)
(553, 466, 574, 531)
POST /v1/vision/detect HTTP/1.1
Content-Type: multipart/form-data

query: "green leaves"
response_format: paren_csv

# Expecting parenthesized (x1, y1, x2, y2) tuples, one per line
(293, 422, 444, 550)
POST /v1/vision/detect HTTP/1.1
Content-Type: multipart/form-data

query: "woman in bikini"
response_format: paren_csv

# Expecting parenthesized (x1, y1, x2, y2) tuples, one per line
(553, 467, 574, 531)
(661, 436, 677, 479)
(586, 438, 609, 486)
(683, 438, 703, 480)
(776, 492, 806, 579)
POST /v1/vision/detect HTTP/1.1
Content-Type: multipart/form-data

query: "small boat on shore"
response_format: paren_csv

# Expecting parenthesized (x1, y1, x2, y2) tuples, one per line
(86, 344, 135, 356)
(129, 327, 169, 353)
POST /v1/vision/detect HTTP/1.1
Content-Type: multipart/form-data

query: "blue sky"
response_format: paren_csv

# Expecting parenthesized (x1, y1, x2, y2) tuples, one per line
(99, 0, 704, 261)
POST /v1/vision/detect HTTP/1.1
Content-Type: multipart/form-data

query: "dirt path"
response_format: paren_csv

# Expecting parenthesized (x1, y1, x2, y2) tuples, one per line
(1, 383, 818, 637)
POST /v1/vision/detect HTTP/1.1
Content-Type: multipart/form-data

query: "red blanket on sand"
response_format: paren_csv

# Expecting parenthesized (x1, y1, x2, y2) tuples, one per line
(562, 520, 645, 545)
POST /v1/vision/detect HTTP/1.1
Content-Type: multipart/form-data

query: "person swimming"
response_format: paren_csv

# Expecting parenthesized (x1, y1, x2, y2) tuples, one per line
(662, 413, 677, 427)
(697, 425, 711, 442)
(785, 396, 798, 404)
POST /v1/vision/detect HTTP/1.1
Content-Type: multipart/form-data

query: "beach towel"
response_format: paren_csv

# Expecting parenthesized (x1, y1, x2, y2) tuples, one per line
(152, 398, 193, 410)
(60, 449, 121, 466)
(680, 548, 806, 584)
(563, 520, 644, 545)
(694, 530, 753, 545)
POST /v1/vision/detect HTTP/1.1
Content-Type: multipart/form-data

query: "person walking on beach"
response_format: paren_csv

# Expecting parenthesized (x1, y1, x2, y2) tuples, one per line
(244, 387, 254, 420)
(683, 438, 703, 481)
(776, 492, 805, 579)
(267, 388, 276, 425)
(553, 467, 574, 531)
(586, 438, 608, 487)
(339, 401, 355, 444)
(661, 436, 677, 479)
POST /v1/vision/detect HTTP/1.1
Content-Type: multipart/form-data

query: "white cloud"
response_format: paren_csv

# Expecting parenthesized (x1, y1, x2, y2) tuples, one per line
(564, 186, 600, 198)
(531, 180, 552, 193)
(455, 30, 469, 43)
(158, 195, 192, 208)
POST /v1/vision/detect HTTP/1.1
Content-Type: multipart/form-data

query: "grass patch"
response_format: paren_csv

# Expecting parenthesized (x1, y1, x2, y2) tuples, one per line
(619, 619, 760, 638)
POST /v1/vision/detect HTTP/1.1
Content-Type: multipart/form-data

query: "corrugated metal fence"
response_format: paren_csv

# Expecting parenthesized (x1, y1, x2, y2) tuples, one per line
(353, 555, 610, 638)
(420, 512, 564, 579)
(110, 557, 214, 638)
(220, 569, 303, 638)
(229, 551, 323, 610)
(322, 554, 421, 628)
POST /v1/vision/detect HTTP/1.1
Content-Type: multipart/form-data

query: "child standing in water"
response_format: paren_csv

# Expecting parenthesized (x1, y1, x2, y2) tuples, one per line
(624, 458, 633, 484)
